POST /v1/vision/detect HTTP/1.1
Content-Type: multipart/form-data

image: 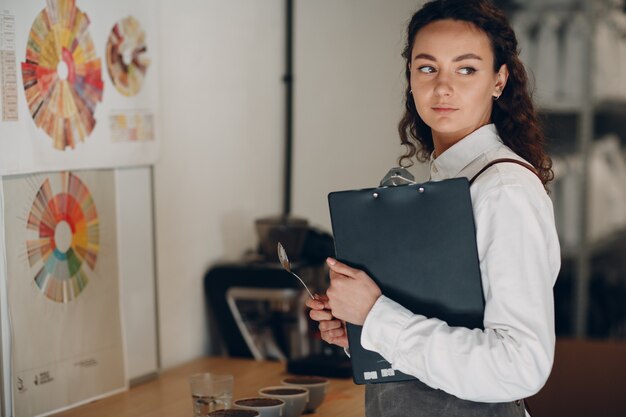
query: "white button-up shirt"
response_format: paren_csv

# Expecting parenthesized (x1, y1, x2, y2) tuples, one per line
(360, 124, 561, 404)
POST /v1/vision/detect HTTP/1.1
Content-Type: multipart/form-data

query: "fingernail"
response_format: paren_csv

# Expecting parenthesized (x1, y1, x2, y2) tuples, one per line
(326, 257, 336, 266)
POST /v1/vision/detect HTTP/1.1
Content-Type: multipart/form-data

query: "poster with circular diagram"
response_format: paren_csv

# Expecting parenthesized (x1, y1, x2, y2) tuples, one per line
(0, 0, 159, 175)
(21, 0, 104, 151)
(106, 15, 150, 97)
(2, 169, 125, 416)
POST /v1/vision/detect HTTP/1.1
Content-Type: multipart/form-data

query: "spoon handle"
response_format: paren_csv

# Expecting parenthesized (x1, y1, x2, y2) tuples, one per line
(290, 271, 315, 299)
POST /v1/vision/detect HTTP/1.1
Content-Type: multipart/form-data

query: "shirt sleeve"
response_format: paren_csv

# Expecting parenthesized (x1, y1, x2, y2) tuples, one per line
(360, 182, 560, 403)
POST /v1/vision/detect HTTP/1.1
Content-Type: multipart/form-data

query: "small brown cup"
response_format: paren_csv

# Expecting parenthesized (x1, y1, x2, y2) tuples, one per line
(234, 397, 285, 417)
(259, 386, 309, 417)
(282, 376, 329, 412)
(207, 410, 260, 417)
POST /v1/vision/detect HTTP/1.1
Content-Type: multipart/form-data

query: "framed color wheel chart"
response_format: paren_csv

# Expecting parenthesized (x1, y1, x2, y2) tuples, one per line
(26, 171, 99, 303)
(2, 169, 126, 416)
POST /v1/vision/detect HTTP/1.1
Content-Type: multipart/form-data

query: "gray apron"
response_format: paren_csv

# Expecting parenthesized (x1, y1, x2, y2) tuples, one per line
(365, 379, 526, 417)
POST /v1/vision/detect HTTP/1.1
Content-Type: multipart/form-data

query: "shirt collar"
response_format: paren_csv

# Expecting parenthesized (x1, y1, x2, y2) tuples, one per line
(429, 124, 502, 180)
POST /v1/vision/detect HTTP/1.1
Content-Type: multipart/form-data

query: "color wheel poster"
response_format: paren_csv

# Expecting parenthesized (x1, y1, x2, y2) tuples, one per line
(2, 169, 125, 416)
(0, 0, 159, 175)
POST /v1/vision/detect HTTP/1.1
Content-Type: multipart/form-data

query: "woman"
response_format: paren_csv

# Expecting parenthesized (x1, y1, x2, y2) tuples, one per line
(306, 1, 560, 416)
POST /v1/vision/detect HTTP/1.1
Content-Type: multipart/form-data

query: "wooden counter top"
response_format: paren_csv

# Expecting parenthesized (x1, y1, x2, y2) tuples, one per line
(51, 357, 364, 417)
(45, 339, 626, 417)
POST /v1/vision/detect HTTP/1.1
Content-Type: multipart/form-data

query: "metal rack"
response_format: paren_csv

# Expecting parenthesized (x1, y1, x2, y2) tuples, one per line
(573, 0, 594, 337)
(501, 0, 626, 337)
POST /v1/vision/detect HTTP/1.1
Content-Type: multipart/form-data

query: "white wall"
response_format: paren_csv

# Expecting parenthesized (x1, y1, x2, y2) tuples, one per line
(292, 0, 429, 230)
(155, 0, 284, 368)
(0, 0, 443, 384)
(154, 0, 429, 369)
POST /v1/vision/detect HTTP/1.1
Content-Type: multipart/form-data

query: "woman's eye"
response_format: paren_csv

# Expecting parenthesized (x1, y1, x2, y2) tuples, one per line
(458, 67, 477, 75)
(417, 65, 436, 74)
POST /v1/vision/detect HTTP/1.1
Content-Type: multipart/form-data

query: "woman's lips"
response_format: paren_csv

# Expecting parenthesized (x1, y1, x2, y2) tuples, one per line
(432, 107, 458, 114)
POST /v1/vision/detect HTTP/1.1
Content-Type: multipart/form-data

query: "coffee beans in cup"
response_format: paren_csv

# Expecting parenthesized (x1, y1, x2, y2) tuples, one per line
(207, 410, 259, 417)
(234, 397, 285, 417)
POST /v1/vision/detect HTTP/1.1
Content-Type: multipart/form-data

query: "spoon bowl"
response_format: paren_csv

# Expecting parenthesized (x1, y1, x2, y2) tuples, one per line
(277, 242, 315, 299)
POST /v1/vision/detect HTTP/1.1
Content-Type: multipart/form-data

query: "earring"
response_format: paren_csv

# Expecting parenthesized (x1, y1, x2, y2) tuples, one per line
(493, 95, 500, 101)
(410, 90, 413, 94)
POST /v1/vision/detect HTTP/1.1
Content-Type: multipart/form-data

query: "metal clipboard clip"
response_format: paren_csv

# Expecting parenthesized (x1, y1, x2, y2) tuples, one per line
(379, 167, 416, 187)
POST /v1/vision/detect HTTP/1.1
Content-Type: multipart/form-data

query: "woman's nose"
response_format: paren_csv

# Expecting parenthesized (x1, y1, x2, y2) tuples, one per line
(434, 74, 453, 97)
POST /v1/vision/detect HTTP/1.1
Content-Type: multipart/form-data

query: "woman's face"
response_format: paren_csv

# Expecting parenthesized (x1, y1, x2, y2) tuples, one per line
(410, 19, 508, 147)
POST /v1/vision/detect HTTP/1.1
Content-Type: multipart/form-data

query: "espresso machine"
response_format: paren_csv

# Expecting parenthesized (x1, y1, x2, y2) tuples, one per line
(204, 217, 351, 377)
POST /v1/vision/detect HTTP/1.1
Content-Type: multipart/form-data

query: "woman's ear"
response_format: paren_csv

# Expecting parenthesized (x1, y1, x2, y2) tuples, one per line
(495, 64, 509, 94)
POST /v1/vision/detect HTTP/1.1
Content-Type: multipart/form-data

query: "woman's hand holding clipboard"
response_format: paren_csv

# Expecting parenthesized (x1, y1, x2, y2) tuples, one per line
(306, 294, 349, 348)
(306, 257, 382, 348)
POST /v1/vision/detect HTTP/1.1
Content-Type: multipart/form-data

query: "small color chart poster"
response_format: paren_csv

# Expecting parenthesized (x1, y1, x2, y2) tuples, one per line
(0, 0, 159, 175)
(106, 16, 150, 97)
(2, 169, 126, 416)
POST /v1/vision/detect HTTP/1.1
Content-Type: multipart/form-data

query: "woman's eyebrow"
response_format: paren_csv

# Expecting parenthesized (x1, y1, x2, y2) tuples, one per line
(453, 53, 482, 62)
(412, 53, 483, 62)
(413, 53, 436, 61)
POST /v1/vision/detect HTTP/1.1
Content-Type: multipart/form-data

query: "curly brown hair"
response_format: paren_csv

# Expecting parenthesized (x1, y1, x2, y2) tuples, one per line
(398, 0, 554, 186)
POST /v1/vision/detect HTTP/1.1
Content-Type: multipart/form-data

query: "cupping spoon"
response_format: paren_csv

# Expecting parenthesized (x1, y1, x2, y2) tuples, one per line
(277, 242, 316, 299)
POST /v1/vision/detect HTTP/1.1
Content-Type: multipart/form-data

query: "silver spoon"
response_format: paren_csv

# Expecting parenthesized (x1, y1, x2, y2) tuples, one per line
(277, 242, 315, 299)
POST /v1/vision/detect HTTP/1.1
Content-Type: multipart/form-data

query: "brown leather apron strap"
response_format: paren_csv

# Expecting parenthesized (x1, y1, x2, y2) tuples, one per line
(469, 158, 540, 186)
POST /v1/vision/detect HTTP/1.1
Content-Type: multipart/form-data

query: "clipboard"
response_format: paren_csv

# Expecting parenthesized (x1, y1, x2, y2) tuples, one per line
(327, 177, 485, 384)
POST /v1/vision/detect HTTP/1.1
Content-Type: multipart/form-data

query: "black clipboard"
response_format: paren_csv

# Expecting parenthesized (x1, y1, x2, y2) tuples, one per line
(327, 177, 485, 384)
